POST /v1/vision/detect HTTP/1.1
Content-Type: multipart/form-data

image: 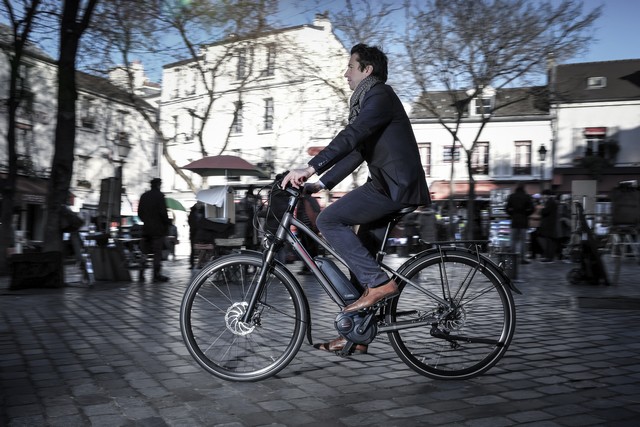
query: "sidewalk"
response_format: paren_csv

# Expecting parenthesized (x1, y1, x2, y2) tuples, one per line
(1, 254, 640, 426)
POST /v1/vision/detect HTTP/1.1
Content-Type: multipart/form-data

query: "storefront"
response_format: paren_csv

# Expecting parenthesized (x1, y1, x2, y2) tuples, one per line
(0, 173, 48, 245)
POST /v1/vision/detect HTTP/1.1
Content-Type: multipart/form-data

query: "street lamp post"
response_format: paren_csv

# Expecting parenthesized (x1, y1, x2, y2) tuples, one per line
(113, 133, 132, 229)
(538, 143, 547, 193)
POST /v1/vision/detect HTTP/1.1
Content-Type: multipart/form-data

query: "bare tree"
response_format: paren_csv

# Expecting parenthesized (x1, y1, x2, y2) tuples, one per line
(85, 0, 279, 193)
(42, 0, 98, 252)
(332, 0, 401, 48)
(329, 1, 402, 188)
(0, 0, 43, 274)
(403, 0, 601, 239)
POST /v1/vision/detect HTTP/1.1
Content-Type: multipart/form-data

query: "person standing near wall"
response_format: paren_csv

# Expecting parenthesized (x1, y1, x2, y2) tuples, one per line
(138, 178, 171, 282)
(538, 189, 558, 263)
(505, 182, 534, 264)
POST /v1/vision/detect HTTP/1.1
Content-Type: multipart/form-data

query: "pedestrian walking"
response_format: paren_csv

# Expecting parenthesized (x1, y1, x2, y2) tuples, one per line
(138, 178, 171, 282)
(538, 189, 558, 263)
(505, 182, 534, 264)
(556, 194, 572, 261)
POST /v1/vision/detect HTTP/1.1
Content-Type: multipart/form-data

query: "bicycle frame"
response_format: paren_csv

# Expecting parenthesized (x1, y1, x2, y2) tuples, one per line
(242, 184, 519, 326)
(181, 179, 518, 381)
(262, 186, 364, 307)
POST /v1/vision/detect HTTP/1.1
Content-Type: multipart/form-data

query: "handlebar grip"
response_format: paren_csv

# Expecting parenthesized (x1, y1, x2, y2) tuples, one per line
(275, 170, 291, 190)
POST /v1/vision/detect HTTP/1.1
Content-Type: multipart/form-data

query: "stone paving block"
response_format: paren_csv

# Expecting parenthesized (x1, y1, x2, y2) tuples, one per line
(2, 257, 640, 426)
(508, 409, 555, 423)
(47, 414, 88, 427)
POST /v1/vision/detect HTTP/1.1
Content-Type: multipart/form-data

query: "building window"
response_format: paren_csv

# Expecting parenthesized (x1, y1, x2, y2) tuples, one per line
(584, 131, 607, 158)
(263, 98, 274, 131)
(18, 62, 31, 93)
(513, 141, 532, 175)
(232, 101, 243, 134)
(173, 68, 181, 98)
(587, 76, 606, 89)
(418, 142, 431, 177)
(443, 145, 461, 163)
(236, 48, 247, 80)
(16, 122, 34, 155)
(471, 142, 489, 175)
(474, 97, 492, 116)
(188, 109, 197, 140)
(81, 97, 96, 129)
(265, 44, 276, 76)
(187, 67, 196, 95)
(117, 109, 129, 130)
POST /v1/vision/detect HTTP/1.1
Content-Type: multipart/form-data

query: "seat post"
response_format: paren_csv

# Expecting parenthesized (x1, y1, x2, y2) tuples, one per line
(375, 206, 417, 262)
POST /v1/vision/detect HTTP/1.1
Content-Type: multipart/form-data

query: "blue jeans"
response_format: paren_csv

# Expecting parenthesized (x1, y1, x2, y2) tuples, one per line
(510, 227, 528, 261)
(316, 182, 405, 288)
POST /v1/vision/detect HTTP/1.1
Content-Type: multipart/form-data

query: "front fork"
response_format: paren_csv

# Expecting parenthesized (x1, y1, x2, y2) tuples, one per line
(240, 226, 288, 324)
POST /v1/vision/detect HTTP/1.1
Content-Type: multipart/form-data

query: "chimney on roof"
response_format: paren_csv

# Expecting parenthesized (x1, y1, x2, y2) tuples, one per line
(314, 12, 332, 32)
(547, 53, 557, 93)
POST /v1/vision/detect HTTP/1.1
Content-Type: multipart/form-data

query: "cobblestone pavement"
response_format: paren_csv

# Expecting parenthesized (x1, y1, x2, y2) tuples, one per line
(1, 252, 640, 427)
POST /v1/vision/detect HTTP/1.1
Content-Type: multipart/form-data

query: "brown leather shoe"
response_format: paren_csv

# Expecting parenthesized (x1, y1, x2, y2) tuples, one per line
(313, 336, 368, 354)
(343, 279, 399, 313)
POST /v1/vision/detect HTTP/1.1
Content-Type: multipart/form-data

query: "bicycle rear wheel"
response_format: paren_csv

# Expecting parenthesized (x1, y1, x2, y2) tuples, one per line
(180, 253, 306, 382)
(386, 250, 516, 380)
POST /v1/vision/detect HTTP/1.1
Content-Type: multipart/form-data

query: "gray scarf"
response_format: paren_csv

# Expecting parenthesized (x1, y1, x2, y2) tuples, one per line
(348, 75, 382, 124)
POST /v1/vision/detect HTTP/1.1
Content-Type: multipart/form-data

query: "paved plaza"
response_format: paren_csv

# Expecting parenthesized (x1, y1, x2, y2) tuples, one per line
(1, 252, 640, 426)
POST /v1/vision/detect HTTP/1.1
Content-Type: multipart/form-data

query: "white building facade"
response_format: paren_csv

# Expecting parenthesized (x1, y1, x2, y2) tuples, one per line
(0, 34, 158, 242)
(158, 14, 351, 202)
(551, 59, 640, 195)
(410, 87, 552, 203)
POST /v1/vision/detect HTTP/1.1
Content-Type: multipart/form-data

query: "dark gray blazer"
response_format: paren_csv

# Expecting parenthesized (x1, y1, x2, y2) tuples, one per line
(308, 83, 430, 207)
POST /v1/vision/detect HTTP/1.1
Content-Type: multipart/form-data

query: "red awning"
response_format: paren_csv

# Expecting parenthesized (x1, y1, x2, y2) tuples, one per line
(429, 181, 499, 200)
(584, 127, 607, 136)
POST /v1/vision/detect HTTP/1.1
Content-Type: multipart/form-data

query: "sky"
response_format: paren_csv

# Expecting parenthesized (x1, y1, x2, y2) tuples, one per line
(5, 0, 639, 83)
(274, 0, 640, 65)
(565, 0, 640, 63)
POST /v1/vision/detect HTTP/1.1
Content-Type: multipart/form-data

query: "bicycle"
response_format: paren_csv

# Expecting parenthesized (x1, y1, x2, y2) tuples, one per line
(180, 174, 520, 382)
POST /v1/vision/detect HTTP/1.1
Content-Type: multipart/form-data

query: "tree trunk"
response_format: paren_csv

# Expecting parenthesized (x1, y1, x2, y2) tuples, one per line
(0, 71, 20, 274)
(0, 0, 41, 274)
(43, 0, 98, 252)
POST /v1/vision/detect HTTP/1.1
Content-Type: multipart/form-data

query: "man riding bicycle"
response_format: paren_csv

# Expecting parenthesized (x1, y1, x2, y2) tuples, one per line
(283, 43, 430, 354)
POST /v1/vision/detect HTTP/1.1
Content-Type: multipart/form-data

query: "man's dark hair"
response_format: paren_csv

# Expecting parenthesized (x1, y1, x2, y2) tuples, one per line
(350, 43, 388, 83)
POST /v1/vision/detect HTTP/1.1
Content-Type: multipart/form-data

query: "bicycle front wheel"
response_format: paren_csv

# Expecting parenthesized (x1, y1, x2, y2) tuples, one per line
(180, 253, 307, 382)
(386, 250, 516, 380)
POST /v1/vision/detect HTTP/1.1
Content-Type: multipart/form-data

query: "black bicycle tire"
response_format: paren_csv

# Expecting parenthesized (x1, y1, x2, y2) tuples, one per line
(180, 253, 307, 382)
(386, 250, 516, 380)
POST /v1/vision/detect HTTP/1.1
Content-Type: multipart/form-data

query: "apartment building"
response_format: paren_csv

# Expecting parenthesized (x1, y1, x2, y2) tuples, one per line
(158, 14, 351, 200)
(551, 59, 640, 194)
(0, 29, 158, 243)
(410, 86, 552, 202)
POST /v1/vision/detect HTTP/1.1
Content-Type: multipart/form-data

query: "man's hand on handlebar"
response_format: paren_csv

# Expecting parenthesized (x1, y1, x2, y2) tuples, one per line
(282, 166, 315, 189)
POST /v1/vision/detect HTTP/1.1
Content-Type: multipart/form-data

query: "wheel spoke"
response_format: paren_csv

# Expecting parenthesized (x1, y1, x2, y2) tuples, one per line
(180, 254, 305, 381)
(386, 250, 515, 380)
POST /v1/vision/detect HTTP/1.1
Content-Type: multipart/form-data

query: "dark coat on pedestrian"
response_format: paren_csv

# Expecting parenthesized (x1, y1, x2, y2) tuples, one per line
(538, 194, 559, 239)
(505, 186, 534, 229)
(138, 186, 171, 238)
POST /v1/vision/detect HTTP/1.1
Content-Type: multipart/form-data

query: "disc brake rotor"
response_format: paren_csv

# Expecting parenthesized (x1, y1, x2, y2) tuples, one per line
(442, 304, 466, 331)
(225, 302, 256, 336)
